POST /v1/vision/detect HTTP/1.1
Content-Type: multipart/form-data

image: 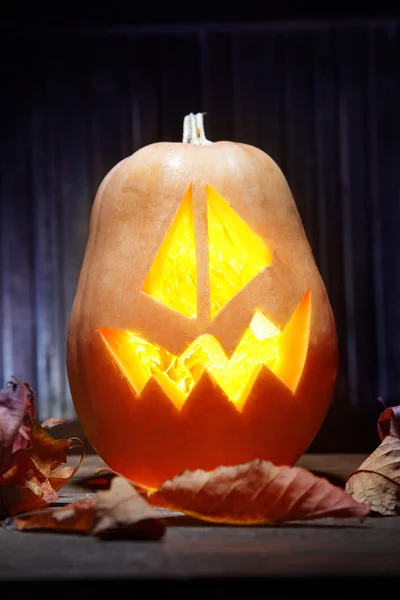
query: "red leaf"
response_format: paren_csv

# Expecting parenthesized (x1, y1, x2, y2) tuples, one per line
(149, 459, 370, 524)
(378, 405, 400, 441)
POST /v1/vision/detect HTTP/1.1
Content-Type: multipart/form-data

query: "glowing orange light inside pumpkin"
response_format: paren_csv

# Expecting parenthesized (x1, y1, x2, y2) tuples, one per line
(206, 185, 272, 319)
(99, 184, 311, 412)
(99, 289, 310, 412)
(141, 186, 197, 318)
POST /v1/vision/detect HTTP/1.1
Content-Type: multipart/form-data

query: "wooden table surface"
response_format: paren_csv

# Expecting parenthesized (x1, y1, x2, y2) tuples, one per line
(1, 454, 400, 595)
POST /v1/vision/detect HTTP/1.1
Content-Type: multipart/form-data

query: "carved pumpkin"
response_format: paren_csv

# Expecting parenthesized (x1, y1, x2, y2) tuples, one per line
(67, 113, 338, 490)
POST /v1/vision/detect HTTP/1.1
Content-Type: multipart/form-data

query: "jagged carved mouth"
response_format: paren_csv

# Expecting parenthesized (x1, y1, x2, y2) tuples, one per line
(99, 289, 310, 412)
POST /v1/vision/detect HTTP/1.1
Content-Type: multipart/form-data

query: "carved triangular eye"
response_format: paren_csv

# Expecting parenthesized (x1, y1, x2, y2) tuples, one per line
(141, 183, 272, 322)
(141, 184, 197, 318)
(206, 185, 272, 319)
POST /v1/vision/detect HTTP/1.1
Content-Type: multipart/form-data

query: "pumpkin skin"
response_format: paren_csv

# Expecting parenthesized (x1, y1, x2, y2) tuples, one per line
(66, 116, 338, 490)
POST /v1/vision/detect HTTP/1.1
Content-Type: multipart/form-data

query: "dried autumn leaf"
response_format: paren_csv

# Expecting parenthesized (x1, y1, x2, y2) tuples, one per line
(14, 499, 96, 533)
(149, 458, 369, 524)
(0, 451, 58, 498)
(0, 484, 49, 517)
(0, 448, 60, 516)
(345, 405, 400, 515)
(12, 382, 35, 454)
(0, 380, 26, 449)
(13, 479, 165, 538)
(0, 378, 34, 467)
(377, 405, 400, 440)
(0, 378, 85, 518)
(29, 423, 85, 492)
(0, 437, 84, 518)
(93, 476, 166, 539)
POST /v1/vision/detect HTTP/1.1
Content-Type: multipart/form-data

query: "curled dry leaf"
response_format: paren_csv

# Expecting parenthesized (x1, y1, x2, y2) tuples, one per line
(149, 458, 369, 524)
(29, 424, 85, 492)
(345, 437, 400, 515)
(0, 450, 59, 512)
(14, 477, 166, 539)
(377, 405, 400, 441)
(14, 499, 96, 533)
(345, 405, 400, 516)
(94, 476, 166, 539)
(0, 378, 85, 518)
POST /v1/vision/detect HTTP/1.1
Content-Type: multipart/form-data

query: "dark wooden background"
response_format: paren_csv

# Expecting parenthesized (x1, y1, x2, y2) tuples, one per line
(0, 6, 399, 452)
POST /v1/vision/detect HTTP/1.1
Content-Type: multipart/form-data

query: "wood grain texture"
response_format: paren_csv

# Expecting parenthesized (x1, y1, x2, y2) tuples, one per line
(1, 455, 400, 590)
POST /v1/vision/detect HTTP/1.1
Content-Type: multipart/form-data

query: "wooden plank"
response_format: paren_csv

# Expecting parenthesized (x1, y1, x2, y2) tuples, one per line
(0, 43, 37, 394)
(372, 26, 400, 406)
(201, 33, 234, 142)
(128, 37, 162, 149)
(312, 30, 349, 408)
(54, 41, 94, 419)
(282, 32, 318, 256)
(126, 34, 202, 147)
(159, 36, 203, 141)
(337, 28, 378, 408)
(86, 40, 131, 194)
(28, 45, 65, 419)
(1, 455, 400, 587)
(231, 32, 285, 166)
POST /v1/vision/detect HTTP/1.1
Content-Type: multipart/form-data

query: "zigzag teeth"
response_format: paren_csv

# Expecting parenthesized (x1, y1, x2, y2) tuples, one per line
(139, 363, 294, 413)
(99, 289, 311, 412)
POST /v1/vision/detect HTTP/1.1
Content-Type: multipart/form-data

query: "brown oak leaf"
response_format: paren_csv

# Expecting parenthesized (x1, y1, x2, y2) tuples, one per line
(148, 458, 369, 524)
(345, 405, 400, 515)
(14, 477, 166, 539)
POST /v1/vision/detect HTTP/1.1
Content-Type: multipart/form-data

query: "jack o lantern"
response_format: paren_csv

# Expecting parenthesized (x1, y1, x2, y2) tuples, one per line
(67, 113, 338, 490)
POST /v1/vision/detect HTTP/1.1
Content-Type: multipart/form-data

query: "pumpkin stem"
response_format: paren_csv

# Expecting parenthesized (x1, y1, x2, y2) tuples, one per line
(182, 113, 213, 145)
